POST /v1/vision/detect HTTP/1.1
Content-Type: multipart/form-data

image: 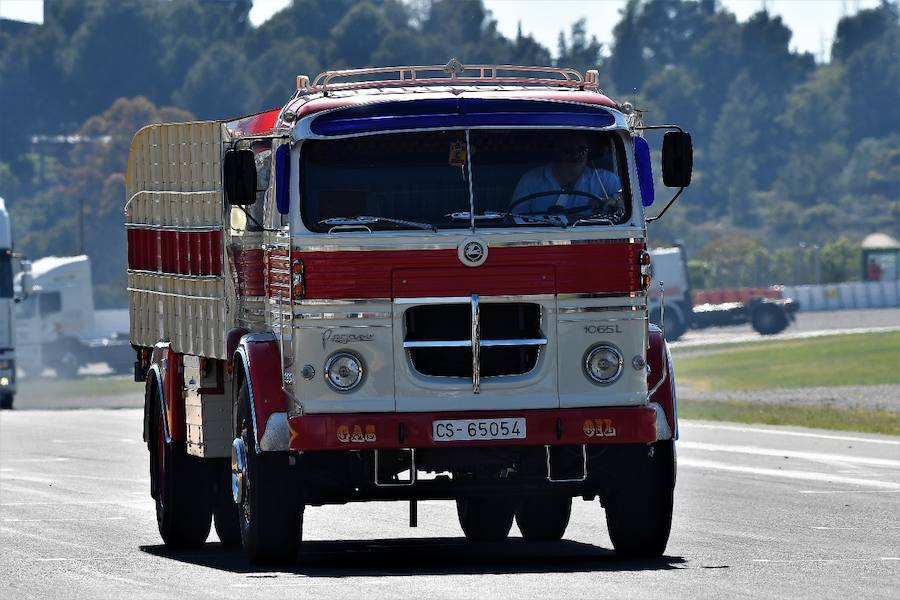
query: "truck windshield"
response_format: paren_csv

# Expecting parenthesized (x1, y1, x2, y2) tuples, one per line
(300, 129, 630, 232)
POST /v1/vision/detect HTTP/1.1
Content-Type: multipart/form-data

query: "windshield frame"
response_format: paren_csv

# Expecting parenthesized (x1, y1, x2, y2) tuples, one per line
(297, 127, 634, 234)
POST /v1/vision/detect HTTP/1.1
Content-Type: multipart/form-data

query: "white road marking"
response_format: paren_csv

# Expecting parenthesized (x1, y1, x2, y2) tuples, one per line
(678, 457, 900, 489)
(0, 500, 145, 506)
(3, 517, 127, 523)
(753, 557, 900, 563)
(0, 457, 70, 463)
(680, 422, 900, 446)
(678, 441, 900, 468)
(799, 490, 900, 494)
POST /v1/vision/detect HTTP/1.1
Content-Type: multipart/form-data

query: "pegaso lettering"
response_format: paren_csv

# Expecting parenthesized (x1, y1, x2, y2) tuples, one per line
(584, 324, 622, 334)
(322, 328, 375, 349)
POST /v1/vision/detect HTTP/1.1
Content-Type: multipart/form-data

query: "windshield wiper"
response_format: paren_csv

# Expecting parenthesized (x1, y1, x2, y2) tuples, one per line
(572, 212, 615, 227)
(319, 216, 437, 232)
(449, 211, 567, 227)
(446, 211, 507, 221)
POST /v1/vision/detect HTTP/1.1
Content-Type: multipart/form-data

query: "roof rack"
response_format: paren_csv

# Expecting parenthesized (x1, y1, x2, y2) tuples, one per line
(301, 58, 600, 94)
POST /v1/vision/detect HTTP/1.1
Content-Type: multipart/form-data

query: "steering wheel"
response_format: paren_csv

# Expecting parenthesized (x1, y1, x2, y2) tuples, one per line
(509, 190, 608, 216)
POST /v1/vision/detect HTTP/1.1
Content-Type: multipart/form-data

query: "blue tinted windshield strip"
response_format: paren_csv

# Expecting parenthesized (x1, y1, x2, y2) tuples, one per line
(310, 98, 615, 136)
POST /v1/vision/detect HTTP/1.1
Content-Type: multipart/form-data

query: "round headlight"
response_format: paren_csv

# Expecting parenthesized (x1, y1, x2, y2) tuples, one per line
(584, 344, 623, 385)
(324, 351, 364, 392)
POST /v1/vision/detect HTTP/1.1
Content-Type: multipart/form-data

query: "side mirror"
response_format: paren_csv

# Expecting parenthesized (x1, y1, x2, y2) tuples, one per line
(633, 136, 655, 207)
(275, 145, 290, 215)
(662, 131, 693, 188)
(224, 149, 257, 206)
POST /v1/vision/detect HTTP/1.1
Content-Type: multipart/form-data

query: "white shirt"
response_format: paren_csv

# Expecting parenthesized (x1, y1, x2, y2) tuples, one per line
(511, 164, 622, 213)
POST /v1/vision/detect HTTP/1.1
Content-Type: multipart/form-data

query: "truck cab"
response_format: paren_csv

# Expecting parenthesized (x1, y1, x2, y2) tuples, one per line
(127, 62, 692, 563)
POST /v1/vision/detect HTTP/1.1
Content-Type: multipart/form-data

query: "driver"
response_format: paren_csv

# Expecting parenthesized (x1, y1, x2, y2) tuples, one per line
(511, 131, 622, 215)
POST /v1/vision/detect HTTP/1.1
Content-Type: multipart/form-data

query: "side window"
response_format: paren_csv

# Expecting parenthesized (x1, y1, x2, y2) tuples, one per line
(39, 291, 62, 316)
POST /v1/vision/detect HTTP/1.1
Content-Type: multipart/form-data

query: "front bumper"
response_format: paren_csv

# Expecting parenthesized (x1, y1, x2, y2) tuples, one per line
(288, 405, 664, 452)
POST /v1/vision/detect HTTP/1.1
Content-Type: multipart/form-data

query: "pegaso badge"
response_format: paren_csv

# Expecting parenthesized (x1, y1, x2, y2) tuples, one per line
(458, 238, 488, 267)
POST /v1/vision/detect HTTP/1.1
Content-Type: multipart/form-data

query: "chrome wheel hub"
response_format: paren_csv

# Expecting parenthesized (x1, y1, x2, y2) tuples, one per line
(231, 437, 247, 504)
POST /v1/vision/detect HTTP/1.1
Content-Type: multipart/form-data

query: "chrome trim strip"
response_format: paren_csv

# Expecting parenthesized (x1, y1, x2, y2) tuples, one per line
(402, 338, 548, 349)
(297, 298, 392, 306)
(127, 269, 223, 281)
(127, 288, 224, 301)
(557, 292, 645, 300)
(471, 294, 480, 394)
(481, 338, 548, 347)
(126, 223, 222, 232)
(559, 316, 648, 323)
(294, 324, 392, 330)
(291, 236, 644, 253)
(297, 311, 392, 320)
(558, 305, 645, 314)
(394, 293, 554, 305)
(404, 340, 471, 348)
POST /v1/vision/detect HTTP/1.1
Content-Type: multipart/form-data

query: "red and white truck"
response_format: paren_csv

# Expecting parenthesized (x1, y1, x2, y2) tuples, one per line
(126, 61, 692, 563)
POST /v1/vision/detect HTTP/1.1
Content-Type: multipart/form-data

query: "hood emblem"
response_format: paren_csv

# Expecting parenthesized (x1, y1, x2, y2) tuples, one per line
(458, 238, 488, 267)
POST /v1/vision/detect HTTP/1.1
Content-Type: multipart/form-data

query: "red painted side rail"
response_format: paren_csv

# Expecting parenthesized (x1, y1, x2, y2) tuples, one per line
(288, 406, 659, 451)
(296, 240, 643, 299)
(126, 228, 223, 276)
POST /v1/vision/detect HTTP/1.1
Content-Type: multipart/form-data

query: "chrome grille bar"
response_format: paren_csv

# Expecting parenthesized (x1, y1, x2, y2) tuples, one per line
(402, 338, 547, 349)
(471, 294, 481, 394)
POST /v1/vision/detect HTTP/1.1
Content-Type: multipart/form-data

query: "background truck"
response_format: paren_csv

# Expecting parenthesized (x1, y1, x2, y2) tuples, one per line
(0, 197, 28, 409)
(649, 245, 798, 341)
(16, 255, 132, 378)
(126, 61, 692, 564)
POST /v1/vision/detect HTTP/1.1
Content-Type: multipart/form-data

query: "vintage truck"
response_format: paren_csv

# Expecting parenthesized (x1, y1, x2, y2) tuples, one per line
(125, 61, 692, 563)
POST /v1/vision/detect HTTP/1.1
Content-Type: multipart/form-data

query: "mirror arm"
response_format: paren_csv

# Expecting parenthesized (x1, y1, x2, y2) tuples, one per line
(646, 187, 684, 223)
(633, 124, 685, 133)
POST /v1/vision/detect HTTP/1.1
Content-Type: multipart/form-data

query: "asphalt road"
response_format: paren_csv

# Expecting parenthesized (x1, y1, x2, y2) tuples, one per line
(1, 409, 897, 599)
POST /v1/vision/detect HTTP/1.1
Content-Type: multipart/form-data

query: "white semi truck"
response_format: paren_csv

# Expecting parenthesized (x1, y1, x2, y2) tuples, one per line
(0, 197, 23, 408)
(16, 255, 132, 378)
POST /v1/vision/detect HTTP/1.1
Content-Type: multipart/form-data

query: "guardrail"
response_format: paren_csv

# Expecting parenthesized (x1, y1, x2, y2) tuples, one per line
(782, 280, 900, 311)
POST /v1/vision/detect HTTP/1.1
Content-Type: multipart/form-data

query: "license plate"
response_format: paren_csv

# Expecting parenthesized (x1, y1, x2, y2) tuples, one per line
(432, 418, 526, 442)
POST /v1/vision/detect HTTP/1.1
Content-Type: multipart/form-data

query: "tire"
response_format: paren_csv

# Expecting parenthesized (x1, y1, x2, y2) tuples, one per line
(751, 304, 789, 336)
(55, 350, 80, 379)
(212, 458, 242, 547)
(150, 389, 213, 548)
(0, 393, 12, 410)
(235, 379, 302, 564)
(456, 497, 515, 542)
(604, 440, 675, 558)
(515, 496, 572, 541)
(650, 308, 686, 342)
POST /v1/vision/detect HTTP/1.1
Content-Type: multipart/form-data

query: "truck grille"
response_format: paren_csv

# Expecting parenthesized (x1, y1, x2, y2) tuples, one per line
(403, 298, 546, 390)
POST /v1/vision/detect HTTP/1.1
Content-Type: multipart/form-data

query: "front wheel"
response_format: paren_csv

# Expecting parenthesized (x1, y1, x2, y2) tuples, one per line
(603, 441, 675, 558)
(515, 496, 572, 541)
(456, 497, 515, 542)
(235, 379, 302, 564)
(0, 393, 12, 410)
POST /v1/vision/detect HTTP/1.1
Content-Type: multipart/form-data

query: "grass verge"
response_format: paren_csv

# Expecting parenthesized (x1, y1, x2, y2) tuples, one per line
(678, 399, 900, 436)
(674, 331, 900, 390)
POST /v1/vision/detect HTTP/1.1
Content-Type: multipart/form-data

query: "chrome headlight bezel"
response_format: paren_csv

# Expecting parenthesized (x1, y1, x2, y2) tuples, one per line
(583, 344, 624, 386)
(323, 351, 365, 393)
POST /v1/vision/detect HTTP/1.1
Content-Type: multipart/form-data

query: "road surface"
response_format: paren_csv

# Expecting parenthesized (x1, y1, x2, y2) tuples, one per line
(1, 409, 897, 599)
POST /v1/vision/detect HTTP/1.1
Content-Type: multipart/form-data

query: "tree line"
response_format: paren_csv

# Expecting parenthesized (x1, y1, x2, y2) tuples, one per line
(0, 0, 897, 306)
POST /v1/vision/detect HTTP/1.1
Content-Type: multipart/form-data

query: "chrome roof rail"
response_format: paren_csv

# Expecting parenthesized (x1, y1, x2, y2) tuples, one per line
(306, 59, 601, 95)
